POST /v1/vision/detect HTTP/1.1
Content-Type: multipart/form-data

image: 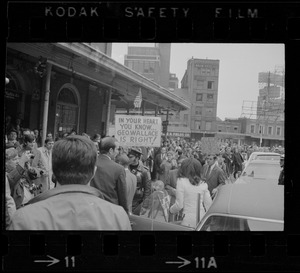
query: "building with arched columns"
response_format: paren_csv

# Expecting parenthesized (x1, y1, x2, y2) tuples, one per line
(5, 43, 190, 144)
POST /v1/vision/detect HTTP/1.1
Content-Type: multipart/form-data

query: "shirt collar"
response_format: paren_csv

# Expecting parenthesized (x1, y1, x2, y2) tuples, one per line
(103, 154, 111, 160)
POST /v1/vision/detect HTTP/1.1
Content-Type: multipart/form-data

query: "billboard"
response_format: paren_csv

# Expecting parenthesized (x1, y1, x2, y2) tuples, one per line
(115, 115, 162, 147)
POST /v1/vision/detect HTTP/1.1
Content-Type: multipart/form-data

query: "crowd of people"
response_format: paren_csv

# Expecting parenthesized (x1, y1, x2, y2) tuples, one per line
(5, 124, 285, 230)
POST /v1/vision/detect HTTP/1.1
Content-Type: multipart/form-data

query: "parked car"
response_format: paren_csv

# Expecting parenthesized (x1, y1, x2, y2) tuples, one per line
(129, 181, 283, 231)
(235, 159, 281, 185)
(244, 152, 280, 168)
(196, 182, 283, 231)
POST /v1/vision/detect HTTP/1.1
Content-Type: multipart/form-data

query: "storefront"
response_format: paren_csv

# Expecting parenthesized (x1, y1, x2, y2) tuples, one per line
(6, 43, 190, 142)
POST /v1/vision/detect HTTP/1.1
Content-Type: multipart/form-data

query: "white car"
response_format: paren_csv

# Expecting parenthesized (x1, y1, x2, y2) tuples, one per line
(197, 182, 284, 231)
(244, 152, 281, 168)
(235, 159, 281, 185)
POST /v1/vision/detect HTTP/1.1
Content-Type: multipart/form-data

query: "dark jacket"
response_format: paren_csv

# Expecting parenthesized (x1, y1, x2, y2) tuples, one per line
(7, 164, 28, 209)
(202, 164, 226, 196)
(129, 161, 152, 214)
(90, 154, 129, 214)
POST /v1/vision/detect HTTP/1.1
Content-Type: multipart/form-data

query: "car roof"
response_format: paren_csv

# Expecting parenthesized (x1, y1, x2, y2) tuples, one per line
(207, 182, 284, 221)
(250, 152, 281, 156)
(246, 159, 281, 165)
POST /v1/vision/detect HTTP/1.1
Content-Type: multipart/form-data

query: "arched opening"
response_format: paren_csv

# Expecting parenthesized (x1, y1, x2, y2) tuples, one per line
(55, 84, 80, 137)
(5, 72, 23, 130)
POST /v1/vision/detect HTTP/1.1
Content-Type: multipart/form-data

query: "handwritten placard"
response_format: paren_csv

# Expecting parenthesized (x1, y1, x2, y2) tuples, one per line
(115, 115, 161, 147)
(201, 137, 219, 155)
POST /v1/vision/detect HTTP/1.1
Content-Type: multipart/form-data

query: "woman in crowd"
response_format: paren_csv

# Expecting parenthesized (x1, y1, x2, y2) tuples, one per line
(169, 158, 212, 228)
(158, 150, 177, 184)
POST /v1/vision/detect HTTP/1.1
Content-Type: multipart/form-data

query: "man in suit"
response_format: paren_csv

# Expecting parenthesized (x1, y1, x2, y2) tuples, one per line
(202, 154, 226, 198)
(38, 137, 55, 190)
(90, 137, 129, 214)
(153, 147, 167, 180)
(115, 153, 137, 214)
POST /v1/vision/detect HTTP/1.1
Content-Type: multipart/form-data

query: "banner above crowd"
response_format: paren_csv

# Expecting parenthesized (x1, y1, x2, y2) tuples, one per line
(115, 115, 162, 147)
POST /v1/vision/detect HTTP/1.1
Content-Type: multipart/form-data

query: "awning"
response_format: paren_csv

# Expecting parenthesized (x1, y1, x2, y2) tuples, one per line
(7, 43, 190, 112)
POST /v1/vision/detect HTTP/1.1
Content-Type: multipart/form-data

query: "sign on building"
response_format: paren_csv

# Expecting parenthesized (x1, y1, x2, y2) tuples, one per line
(201, 137, 219, 155)
(115, 115, 161, 147)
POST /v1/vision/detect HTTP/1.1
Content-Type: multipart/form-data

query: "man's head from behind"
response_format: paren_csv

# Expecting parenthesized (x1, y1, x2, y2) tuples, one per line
(52, 135, 97, 186)
(99, 137, 120, 160)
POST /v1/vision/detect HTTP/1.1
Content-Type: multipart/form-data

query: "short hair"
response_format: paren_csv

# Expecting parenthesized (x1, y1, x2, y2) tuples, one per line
(115, 153, 130, 167)
(52, 135, 97, 185)
(23, 134, 35, 143)
(8, 129, 18, 135)
(92, 134, 101, 140)
(207, 154, 217, 160)
(99, 137, 117, 154)
(177, 158, 203, 186)
(45, 137, 54, 144)
(22, 128, 31, 135)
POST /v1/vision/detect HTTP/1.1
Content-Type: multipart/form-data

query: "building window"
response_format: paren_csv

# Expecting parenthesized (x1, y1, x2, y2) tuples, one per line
(276, 127, 281, 136)
(183, 114, 189, 122)
(195, 120, 201, 130)
(226, 126, 230, 132)
(195, 106, 202, 115)
(205, 121, 212, 131)
(218, 125, 222, 132)
(268, 126, 273, 135)
(197, 80, 205, 88)
(206, 108, 213, 116)
(234, 126, 238, 131)
(207, 94, 214, 101)
(250, 125, 255, 133)
(196, 93, 203, 101)
(207, 81, 214, 89)
(259, 125, 264, 134)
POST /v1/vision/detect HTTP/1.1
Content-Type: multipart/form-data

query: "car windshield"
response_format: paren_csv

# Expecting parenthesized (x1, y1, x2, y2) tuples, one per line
(251, 154, 280, 161)
(199, 215, 283, 231)
(242, 163, 281, 179)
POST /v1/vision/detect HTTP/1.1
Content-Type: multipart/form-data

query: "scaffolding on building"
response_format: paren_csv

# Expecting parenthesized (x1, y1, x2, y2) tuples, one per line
(241, 66, 285, 146)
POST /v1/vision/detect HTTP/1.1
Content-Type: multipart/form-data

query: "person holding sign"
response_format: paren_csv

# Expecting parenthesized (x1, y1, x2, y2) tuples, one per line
(169, 158, 212, 228)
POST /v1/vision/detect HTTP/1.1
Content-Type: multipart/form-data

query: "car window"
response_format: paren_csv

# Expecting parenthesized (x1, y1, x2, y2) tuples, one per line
(199, 215, 283, 231)
(255, 155, 280, 161)
(200, 215, 250, 231)
(242, 163, 281, 179)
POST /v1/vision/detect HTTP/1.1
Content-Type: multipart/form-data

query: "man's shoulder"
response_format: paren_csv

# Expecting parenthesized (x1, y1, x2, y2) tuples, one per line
(10, 192, 129, 230)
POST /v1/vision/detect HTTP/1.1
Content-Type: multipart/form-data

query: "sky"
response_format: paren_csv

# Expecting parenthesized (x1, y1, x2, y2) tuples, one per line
(111, 43, 284, 120)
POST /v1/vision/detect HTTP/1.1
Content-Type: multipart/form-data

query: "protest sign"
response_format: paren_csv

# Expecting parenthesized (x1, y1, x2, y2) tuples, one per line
(115, 115, 161, 147)
(201, 137, 219, 155)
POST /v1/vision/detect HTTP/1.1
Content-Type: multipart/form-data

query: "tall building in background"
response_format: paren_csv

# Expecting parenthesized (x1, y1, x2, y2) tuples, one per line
(124, 43, 173, 89)
(168, 58, 220, 140)
(257, 67, 285, 122)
